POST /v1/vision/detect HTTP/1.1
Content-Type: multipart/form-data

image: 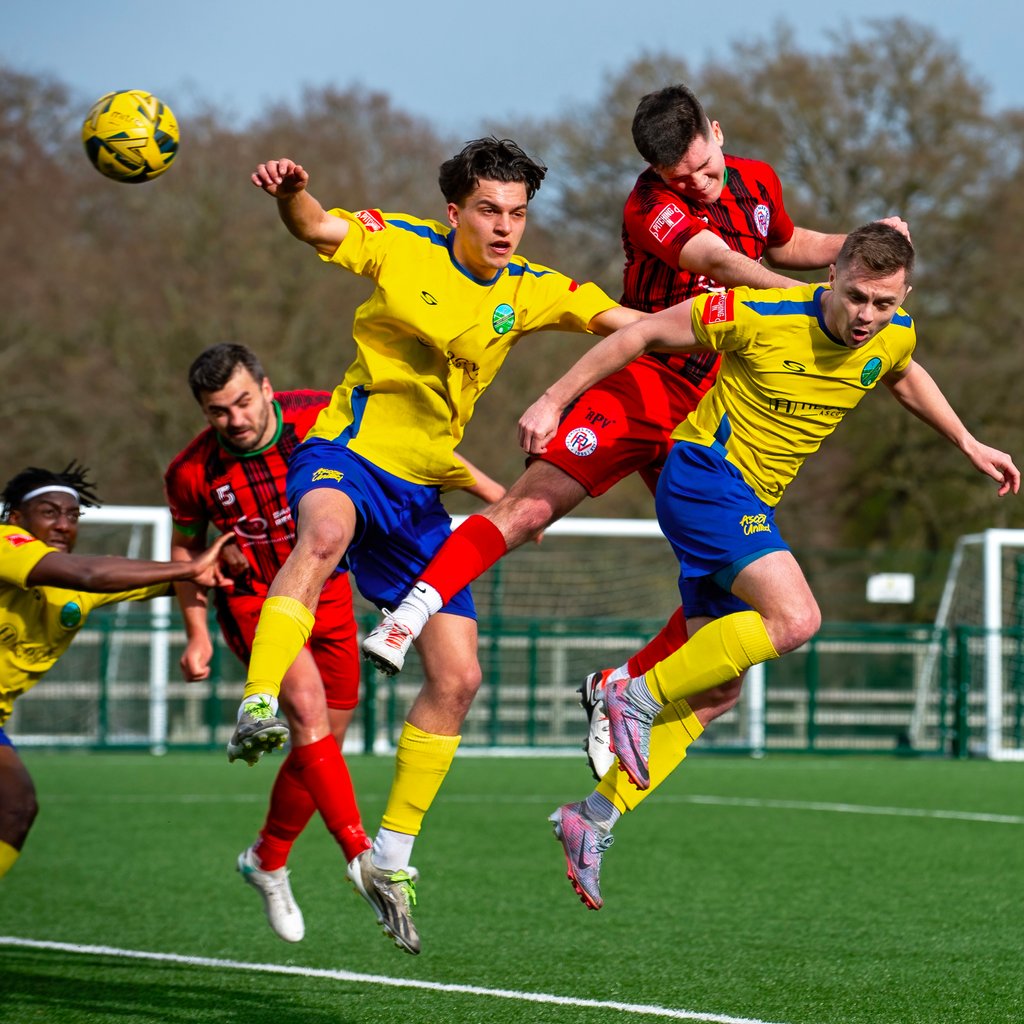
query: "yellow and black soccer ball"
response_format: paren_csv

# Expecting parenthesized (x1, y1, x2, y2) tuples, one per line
(82, 89, 179, 183)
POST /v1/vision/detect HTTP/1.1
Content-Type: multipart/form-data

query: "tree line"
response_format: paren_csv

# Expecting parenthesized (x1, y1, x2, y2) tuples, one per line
(1, 18, 1022, 558)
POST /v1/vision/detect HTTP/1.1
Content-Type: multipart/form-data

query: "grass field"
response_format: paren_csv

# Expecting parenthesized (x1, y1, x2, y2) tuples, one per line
(2, 750, 1022, 1024)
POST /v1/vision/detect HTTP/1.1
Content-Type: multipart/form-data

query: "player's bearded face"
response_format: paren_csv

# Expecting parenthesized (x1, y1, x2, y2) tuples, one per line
(825, 263, 910, 348)
(199, 368, 276, 452)
(656, 120, 728, 205)
(447, 180, 529, 280)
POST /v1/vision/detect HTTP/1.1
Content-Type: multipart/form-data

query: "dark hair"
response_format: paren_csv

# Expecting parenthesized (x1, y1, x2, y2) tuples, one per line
(836, 223, 916, 283)
(1, 460, 101, 522)
(631, 84, 712, 169)
(188, 343, 266, 399)
(438, 137, 547, 205)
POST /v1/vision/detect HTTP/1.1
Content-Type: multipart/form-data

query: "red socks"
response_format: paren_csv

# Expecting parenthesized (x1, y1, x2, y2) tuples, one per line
(253, 751, 316, 870)
(628, 606, 689, 676)
(419, 514, 508, 604)
(254, 735, 369, 867)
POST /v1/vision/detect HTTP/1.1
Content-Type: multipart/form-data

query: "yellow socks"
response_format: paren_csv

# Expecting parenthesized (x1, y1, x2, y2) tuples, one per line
(381, 722, 461, 837)
(244, 596, 315, 701)
(648, 610, 778, 704)
(0, 839, 20, 879)
(597, 698, 704, 813)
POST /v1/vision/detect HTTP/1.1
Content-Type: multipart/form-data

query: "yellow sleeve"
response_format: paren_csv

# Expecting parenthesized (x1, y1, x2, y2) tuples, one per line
(89, 582, 173, 609)
(691, 289, 755, 353)
(0, 526, 54, 588)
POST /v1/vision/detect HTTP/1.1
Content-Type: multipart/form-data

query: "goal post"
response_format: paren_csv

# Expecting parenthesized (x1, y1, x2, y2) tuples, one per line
(915, 529, 1024, 761)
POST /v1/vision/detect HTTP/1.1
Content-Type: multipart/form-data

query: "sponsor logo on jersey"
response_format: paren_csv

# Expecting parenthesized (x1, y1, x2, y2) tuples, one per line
(492, 303, 515, 335)
(3, 531, 35, 548)
(421, 291, 438, 305)
(565, 427, 599, 457)
(754, 204, 771, 238)
(447, 352, 480, 381)
(584, 408, 616, 430)
(701, 291, 735, 325)
(740, 514, 771, 536)
(59, 602, 82, 629)
(860, 357, 883, 387)
(311, 468, 345, 483)
(355, 209, 387, 233)
(650, 203, 686, 244)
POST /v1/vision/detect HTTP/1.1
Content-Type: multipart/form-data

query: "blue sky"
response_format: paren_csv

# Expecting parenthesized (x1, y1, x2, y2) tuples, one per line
(4, 1, 1022, 133)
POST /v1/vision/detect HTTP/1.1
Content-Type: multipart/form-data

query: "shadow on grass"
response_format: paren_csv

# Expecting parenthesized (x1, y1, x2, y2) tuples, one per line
(3, 949, 367, 1024)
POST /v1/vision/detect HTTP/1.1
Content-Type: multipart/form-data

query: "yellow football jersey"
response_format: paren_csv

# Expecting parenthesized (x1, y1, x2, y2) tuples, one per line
(305, 208, 618, 490)
(0, 524, 169, 727)
(674, 284, 916, 505)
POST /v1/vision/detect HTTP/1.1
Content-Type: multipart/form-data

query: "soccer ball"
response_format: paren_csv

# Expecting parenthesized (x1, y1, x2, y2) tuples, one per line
(81, 90, 179, 183)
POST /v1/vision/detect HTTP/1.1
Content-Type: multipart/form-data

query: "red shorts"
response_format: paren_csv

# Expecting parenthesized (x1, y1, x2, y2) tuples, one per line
(537, 355, 715, 497)
(215, 574, 360, 709)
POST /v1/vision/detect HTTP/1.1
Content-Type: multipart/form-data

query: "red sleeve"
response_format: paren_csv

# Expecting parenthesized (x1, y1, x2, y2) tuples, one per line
(164, 437, 211, 537)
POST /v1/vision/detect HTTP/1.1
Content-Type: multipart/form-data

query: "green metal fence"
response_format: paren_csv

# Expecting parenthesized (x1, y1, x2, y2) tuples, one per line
(8, 607, 1023, 759)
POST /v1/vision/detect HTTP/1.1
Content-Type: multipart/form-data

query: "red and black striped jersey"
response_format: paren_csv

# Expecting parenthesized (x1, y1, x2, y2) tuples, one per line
(621, 155, 796, 393)
(164, 391, 329, 596)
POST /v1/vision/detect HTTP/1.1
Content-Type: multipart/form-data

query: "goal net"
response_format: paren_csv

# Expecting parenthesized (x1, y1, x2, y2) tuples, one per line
(6, 508, 767, 755)
(911, 529, 1024, 760)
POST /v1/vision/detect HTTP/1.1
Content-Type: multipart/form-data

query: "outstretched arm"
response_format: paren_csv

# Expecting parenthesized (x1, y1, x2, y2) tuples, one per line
(251, 158, 348, 257)
(767, 217, 911, 270)
(519, 300, 704, 455)
(884, 360, 1019, 496)
(680, 230, 803, 288)
(26, 532, 236, 590)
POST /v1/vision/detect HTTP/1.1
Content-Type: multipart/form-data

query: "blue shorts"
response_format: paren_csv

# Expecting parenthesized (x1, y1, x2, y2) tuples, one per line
(287, 439, 475, 619)
(0, 727, 13, 748)
(654, 442, 790, 620)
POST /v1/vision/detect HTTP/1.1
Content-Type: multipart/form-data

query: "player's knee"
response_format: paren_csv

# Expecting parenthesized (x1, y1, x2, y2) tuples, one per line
(295, 519, 349, 565)
(773, 598, 821, 654)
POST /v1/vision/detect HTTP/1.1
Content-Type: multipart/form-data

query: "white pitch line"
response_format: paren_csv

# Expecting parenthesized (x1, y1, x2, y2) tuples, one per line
(676, 795, 1024, 825)
(43, 791, 1024, 824)
(0, 936, 793, 1024)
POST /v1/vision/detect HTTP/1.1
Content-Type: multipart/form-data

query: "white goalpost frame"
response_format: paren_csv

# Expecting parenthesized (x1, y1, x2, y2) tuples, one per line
(83, 505, 174, 753)
(983, 529, 1024, 761)
(919, 528, 1024, 761)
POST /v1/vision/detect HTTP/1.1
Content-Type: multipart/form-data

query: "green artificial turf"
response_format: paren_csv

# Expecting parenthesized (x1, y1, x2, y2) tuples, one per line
(2, 751, 1021, 1023)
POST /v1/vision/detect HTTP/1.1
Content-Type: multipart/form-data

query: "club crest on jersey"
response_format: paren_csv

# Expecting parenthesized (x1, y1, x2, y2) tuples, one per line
(59, 601, 82, 629)
(492, 303, 515, 335)
(311, 468, 345, 484)
(702, 291, 735, 325)
(650, 203, 686, 244)
(754, 204, 771, 238)
(565, 427, 598, 457)
(860, 357, 883, 387)
(355, 209, 387, 233)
